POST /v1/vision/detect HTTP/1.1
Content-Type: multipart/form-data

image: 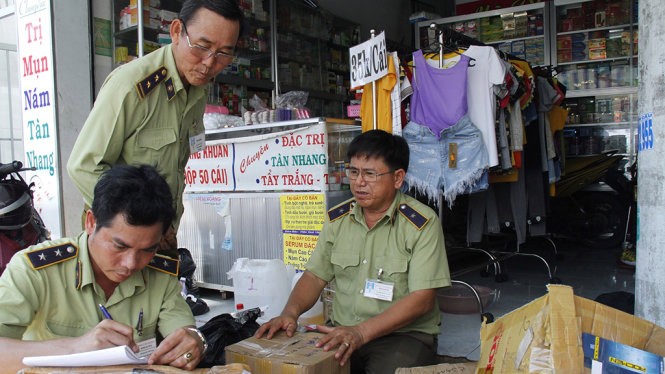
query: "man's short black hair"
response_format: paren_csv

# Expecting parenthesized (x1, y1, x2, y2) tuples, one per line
(179, 0, 245, 36)
(91, 165, 175, 233)
(347, 130, 409, 173)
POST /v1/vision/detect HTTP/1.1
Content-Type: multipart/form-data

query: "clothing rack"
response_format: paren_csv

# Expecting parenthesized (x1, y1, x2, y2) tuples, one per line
(415, 24, 562, 285)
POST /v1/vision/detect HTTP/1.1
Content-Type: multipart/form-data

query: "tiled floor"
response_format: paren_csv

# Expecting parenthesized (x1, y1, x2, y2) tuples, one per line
(439, 237, 635, 360)
(194, 237, 635, 361)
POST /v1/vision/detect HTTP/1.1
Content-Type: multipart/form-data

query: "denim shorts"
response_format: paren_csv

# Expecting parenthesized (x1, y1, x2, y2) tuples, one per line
(402, 116, 489, 207)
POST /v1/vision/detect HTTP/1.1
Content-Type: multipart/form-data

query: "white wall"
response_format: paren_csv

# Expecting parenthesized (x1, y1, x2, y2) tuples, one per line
(636, 0, 665, 326)
(52, 1, 93, 236)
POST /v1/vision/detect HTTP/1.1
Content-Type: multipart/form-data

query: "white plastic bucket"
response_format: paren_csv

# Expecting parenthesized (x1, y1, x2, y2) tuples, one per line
(291, 271, 324, 325)
(227, 258, 294, 320)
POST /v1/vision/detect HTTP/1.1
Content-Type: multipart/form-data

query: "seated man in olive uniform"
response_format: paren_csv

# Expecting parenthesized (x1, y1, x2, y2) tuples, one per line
(255, 130, 451, 373)
(0, 165, 207, 373)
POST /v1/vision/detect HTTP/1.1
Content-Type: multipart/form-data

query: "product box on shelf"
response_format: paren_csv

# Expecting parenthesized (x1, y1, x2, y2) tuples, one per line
(225, 332, 349, 374)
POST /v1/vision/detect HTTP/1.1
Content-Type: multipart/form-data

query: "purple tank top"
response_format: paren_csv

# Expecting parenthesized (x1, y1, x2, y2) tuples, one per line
(410, 50, 469, 137)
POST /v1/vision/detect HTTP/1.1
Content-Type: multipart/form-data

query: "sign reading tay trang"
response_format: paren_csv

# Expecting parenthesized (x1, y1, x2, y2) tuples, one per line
(185, 123, 328, 192)
(349, 31, 388, 88)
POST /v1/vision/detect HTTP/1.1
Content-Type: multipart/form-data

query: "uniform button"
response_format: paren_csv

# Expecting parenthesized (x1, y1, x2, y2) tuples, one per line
(362, 259, 367, 264)
(66, 246, 75, 254)
(359, 289, 363, 294)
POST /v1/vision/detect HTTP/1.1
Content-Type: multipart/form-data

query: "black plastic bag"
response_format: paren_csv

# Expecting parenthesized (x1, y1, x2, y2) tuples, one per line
(197, 310, 261, 367)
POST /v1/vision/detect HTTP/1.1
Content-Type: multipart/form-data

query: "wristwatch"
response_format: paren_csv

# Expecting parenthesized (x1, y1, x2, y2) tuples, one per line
(186, 327, 209, 354)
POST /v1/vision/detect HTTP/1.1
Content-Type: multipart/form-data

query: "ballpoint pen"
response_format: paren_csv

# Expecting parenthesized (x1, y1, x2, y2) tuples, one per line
(136, 307, 143, 336)
(98, 303, 113, 320)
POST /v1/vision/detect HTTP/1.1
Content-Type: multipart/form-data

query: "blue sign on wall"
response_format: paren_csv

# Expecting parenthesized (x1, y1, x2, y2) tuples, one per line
(638, 112, 654, 152)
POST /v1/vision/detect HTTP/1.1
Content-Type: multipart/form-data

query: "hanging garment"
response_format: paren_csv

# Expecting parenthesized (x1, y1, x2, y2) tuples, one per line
(390, 52, 402, 136)
(462, 46, 506, 168)
(360, 54, 397, 133)
(410, 50, 469, 137)
(403, 116, 489, 207)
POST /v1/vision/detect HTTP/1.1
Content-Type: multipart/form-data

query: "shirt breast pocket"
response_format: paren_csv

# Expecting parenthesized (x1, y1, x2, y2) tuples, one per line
(45, 319, 89, 339)
(331, 252, 360, 294)
(377, 255, 409, 296)
(137, 322, 157, 341)
(137, 128, 177, 151)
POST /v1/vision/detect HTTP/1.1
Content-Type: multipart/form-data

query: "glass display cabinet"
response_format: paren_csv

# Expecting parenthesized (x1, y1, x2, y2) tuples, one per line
(552, 0, 638, 159)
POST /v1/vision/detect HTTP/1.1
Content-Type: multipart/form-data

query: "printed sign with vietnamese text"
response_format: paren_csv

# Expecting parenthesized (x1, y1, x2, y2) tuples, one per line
(280, 193, 325, 270)
(185, 123, 328, 192)
(17, 0, 63, 238)
(349, 31, 388, 88)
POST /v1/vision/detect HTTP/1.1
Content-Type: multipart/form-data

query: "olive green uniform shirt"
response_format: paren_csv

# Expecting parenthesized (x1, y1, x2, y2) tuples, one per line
(67, 44, 207, 229)
(306, 190, 451, 335)
(0, 232, 194, 341)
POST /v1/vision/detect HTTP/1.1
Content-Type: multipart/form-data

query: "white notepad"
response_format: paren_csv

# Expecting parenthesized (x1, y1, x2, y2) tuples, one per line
(23, 338, 156, 367)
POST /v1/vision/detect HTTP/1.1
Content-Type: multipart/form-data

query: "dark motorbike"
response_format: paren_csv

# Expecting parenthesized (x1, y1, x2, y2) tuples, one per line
(548, 151, 636, 249)
(0, 160, 50, 274)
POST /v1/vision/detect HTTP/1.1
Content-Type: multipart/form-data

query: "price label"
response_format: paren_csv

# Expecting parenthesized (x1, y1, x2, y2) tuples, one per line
(349, 31, 388, 88)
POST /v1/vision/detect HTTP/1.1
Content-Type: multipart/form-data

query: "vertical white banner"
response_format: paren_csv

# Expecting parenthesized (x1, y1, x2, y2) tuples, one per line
(16, 0, 62, 238)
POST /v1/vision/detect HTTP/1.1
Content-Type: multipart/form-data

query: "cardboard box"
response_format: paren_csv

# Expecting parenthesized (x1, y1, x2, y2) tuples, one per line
(225, 332, 349, 374)
(582, 333, 665, 373)
(476, 285, 582, 373)
(395, 362, 477, 374)
(476, 285, 665, 373)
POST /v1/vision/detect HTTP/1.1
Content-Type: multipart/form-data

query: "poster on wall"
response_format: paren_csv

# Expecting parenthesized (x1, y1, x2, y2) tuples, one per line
(280, 193, 326, 270)
(185, 123, 329, 192)
(16, 0, 62, 238)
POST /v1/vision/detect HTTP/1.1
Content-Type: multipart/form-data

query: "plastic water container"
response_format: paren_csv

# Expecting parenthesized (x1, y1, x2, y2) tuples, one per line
(227, 258, 295, 320)
(291, 271, 324, 325)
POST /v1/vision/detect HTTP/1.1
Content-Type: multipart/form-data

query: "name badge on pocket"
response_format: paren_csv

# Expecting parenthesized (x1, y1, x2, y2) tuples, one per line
(364, 278, 394, 301)
(189, 132, 205, 153)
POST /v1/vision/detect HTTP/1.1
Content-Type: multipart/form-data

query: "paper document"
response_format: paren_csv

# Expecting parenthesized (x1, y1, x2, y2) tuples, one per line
(23, 338, 156, 367)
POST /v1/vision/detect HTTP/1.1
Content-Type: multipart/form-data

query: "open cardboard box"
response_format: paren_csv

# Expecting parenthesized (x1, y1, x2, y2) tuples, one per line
(474, 284, 665, 373)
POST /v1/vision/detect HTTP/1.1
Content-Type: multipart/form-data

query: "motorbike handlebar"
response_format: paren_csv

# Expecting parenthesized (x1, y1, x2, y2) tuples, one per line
(0, 161, 37, 178)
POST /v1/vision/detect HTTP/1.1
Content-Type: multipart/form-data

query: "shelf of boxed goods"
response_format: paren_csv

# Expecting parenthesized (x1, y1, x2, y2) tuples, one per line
(553, 0, 638, 158)
(416, 2, 549, 66)
(559, 86, 637, 157)
(112, 0, 180, 65)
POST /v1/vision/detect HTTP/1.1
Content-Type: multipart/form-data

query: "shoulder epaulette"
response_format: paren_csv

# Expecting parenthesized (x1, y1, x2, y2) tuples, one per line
(136, 66, 168, 99)
(327, 200, 355, 222)
(25, 242, 78, 270)
(398, 203, 429, 230)
(147, 254, 180, 276)
(164, 77, 176, 101)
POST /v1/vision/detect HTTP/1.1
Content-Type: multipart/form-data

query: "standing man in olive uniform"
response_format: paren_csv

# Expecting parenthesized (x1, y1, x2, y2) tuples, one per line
(0, 165, 207, 373)
(67, 0, 243, 256)
(256, 130, 451, 373)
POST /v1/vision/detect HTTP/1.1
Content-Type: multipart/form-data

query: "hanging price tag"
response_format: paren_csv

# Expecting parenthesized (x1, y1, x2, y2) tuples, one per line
(349, 31, 388, 88)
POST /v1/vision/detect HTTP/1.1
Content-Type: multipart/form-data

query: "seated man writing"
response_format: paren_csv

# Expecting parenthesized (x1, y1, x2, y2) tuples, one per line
(0, 165, 206, 372)
(255, 130, 451, 373)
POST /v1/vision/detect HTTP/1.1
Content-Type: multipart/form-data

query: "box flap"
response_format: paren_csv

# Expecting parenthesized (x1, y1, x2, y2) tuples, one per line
(477, 284, 583, 373)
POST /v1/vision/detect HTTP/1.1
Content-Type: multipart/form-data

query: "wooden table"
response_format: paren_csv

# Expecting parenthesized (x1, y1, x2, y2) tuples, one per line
(18, 363, 250, 373)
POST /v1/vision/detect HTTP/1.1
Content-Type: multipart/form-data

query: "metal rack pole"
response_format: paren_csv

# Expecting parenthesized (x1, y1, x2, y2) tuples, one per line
(370, 29, 377, 130)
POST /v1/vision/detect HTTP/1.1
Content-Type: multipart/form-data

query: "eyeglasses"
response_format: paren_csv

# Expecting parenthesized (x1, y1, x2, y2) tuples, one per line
(181, 21, 235, 64)
(345, 167, 396, 182)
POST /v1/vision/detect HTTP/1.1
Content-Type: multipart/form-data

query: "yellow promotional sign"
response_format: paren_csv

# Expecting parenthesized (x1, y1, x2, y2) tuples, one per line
(280, 194, 326, 270)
